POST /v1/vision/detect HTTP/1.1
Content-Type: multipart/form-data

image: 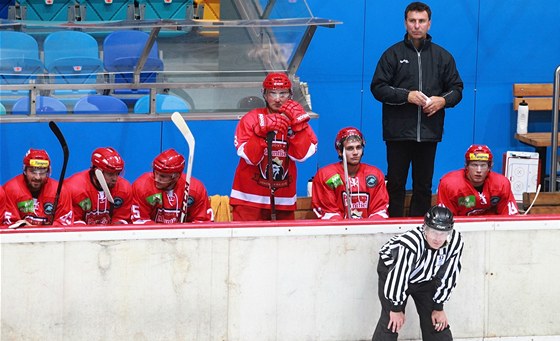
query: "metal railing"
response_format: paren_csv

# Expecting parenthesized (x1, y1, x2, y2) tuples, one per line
(550, 65, 560, 192)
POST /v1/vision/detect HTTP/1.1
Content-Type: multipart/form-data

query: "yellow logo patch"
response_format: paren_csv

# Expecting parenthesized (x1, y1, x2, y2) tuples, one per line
(29, 159, 49, 168)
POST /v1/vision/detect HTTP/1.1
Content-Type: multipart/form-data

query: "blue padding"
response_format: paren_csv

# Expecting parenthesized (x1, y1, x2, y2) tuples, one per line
(12, 96, 68, 114)
(133, 94, 190, 114)
(73, 95, 128, 114)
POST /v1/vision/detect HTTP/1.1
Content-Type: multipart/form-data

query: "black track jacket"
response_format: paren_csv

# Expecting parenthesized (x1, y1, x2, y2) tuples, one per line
(371, 33, 463, 142)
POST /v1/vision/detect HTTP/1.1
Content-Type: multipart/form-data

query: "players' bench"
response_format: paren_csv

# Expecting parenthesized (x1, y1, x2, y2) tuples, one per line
(513, 83, 553, 111)
(293, 193, 438, 220)
(522, 192, 560, 214)
(513, 83, 560, 188)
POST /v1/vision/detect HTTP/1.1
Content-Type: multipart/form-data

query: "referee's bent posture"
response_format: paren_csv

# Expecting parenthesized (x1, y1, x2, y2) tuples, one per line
(372, 206, 464, 341)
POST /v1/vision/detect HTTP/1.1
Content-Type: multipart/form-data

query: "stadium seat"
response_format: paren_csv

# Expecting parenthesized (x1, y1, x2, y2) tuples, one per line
(0, 102, 6, 115)
(73, 95, 128, 114)
(44, 31, 104, 95)
(103, 30, 164, 97)
(77, 0, 130, 21)
(12, 96, 68, 115)
(16, 0, 74, 21)
(0, 31, 45, 86)
(133, 94, 190, 114)
(0, 0, 14, 19)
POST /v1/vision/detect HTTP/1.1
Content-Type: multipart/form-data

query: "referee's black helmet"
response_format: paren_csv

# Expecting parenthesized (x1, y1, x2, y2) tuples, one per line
(424, 206, 454, 231)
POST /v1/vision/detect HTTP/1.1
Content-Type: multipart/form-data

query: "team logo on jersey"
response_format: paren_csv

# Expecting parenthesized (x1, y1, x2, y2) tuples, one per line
(113, 197, 124, 208)
(79, 198, 92, 211)
(17, 199, 35, 213)
(187, 196, 194, 207)
(458, 195, 476, 208)
(490, 196, 500, 206)
(44, 202, 54, 215)
(366, 175, 378, 188)
(326, 174, 343, 189)
(146, 193, 163, 206)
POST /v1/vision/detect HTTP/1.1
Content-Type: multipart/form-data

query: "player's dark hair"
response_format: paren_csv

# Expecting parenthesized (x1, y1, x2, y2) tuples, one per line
(405, 2, 431, 20)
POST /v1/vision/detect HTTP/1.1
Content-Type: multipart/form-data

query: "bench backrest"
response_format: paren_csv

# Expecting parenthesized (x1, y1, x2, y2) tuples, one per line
(513, 83, 553, 111)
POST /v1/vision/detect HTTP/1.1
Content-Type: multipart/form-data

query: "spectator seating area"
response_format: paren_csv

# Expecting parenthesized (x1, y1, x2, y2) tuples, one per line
(3, 0, 194, 22)
(0, 27, 193, 114)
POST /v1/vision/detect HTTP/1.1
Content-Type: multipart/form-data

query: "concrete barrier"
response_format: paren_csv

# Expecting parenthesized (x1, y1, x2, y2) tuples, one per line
(1, 217, 559, 340)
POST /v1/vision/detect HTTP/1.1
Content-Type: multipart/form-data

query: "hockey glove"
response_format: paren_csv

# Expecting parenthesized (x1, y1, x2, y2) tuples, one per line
(253, 113, 291, 137)
(279, 99, 310, 132)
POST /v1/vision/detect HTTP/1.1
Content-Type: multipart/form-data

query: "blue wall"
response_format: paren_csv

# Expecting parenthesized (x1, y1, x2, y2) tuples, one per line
(1, 0, 559, 196)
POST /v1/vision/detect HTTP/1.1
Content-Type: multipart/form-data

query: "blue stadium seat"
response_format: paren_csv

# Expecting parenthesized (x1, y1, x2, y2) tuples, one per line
(103, 30, 164, 97)
(17, 0, 73, 21)
(44, 30, 104, 95)
(73, 95, 128, 114)
(77, 0, 130, 21)
(12, 96, 68, 114)
(133, 94, 190, 114)
(0, 31, 45, 86)
(0, 0, 15, 19)
(0, 102, 6, 115)
(139, 0, 192, 20)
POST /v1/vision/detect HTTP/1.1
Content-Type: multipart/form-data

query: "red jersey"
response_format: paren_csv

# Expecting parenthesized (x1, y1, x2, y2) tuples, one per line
(131, 172, 213, 224)
(231, 108, 318, 211)
(312, 162, 389, 220)
(65, 170, 133, 225)
(3, 174, 73, 226)
(437, 169, 519, 216)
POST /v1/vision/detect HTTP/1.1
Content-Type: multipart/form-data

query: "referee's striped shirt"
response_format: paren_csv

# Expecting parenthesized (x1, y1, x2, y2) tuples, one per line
(379, 225, 464, 312)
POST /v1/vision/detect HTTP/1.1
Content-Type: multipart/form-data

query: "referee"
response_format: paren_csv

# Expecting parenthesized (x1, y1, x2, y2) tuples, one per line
(372, 206, 464, 341)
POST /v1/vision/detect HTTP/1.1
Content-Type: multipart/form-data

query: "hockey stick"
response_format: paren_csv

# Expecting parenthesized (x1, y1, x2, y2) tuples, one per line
(171, 112, 195, 223)
(266, 131, 277, 221)
(49, 121, 69, 225)
(523, 184, 541, 215)
(94, 169, 115, 204)
(342, 149, 352, 219)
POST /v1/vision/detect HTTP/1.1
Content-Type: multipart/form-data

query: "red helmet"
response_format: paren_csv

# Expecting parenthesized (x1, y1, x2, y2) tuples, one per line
(153, 149, 185, 173)
(334, 127, 365, 152)
(23, 149, 50, 168)
(91, 147, 124, 172)
(262, 73, 291, 91)
(465, 144, 493, 164)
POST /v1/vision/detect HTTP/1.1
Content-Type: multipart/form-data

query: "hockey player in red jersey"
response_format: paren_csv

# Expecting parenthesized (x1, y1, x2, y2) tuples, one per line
(66, 147, 132, 225)
(312, 127, 389, 220)
(131, 149, 213, 224)
(437, 144, 519, 216)
(230, 73, 318, 221)
(3, 149, 73, 227)
(0, 186, 16, 227)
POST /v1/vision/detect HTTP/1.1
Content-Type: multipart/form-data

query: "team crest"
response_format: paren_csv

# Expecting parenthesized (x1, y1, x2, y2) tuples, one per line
(113, 197, 124, 208)
(44, 202, 54, 215)
(366, 175, 378, 188)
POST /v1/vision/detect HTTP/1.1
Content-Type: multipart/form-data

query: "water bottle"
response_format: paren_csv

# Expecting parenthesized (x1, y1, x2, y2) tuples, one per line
(517, 100, 529, 134)
(307, 177, 313, 197)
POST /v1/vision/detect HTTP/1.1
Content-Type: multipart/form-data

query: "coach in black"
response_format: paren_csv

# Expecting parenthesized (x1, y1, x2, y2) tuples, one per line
(372, 206, 463, 341)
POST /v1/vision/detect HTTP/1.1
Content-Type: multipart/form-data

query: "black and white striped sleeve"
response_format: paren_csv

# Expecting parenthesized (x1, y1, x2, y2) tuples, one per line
(433, 230, 464, 310)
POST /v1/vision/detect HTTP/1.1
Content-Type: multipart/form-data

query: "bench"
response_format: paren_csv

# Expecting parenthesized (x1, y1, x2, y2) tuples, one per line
(513, 83, 553, 111)
(293, 193, 438, 220)
(513, 83, 559, 188)
(522, 192, 560, 214)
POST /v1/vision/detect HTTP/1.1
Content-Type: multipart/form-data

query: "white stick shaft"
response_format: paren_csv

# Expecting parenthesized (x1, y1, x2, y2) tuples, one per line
(171, 112, 195, 222)
(523, 184, 541, 215)
(94, 169, 115, 204)
(342, 151, 352, 219)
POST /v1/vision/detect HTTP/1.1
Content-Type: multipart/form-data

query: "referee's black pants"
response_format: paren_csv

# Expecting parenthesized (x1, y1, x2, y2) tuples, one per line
(385, 141, 438, 217)
(372, 258, 453, 341)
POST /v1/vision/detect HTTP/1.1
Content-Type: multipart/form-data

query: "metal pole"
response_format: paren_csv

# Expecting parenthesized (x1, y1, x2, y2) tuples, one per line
(549, 65, 560, 192)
